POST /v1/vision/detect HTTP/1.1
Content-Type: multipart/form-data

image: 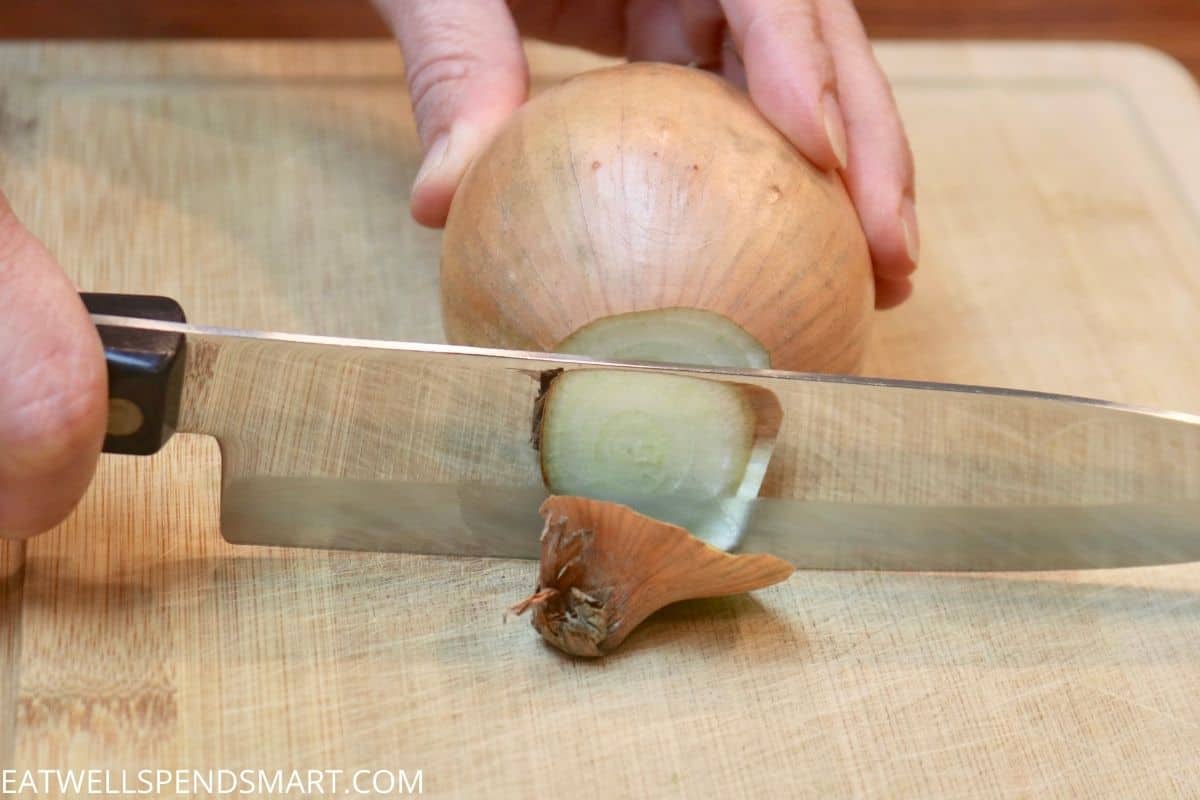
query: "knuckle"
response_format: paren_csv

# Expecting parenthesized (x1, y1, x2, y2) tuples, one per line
(407, 51, 472, 105)
(755, 0, 820, 37)
(405, 42, 486, 130)
(748, 1, 820, 45)
(748, 3, 835, 83)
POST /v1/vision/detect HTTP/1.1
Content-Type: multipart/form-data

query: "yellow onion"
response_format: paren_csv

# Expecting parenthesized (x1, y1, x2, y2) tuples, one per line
(439, 62, 873, 515)
(440, 61, 873, 372)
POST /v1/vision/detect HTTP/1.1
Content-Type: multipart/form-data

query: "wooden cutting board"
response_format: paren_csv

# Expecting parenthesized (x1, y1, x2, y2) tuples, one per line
(2, 40, 1200, 798)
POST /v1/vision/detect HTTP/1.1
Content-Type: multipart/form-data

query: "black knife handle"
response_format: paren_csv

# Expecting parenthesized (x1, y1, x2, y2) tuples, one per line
(82, 293, 187, 456)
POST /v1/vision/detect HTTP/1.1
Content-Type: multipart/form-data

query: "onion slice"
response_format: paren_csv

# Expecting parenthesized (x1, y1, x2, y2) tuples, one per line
(535, 367, 768, 522)
(555, 308, 770, 369)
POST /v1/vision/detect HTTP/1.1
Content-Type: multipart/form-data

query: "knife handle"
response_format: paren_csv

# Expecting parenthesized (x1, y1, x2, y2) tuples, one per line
(82, 293, 186, 456)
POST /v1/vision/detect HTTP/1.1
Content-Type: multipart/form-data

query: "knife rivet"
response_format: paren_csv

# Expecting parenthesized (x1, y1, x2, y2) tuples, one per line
(107, 398, 145, 437)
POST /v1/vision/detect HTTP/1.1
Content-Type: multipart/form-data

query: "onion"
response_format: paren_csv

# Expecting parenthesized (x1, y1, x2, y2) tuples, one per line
(440, 61, 873, 372)
(439, 62, 873, 515)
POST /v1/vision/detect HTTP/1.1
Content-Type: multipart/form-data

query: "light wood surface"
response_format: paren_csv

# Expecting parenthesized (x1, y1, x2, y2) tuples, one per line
(2, 40, 1200, 798)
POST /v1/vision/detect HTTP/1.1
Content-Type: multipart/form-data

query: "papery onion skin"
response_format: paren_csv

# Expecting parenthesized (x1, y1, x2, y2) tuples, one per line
(440, 61, 874, 373)
(510, 495, 796, 657)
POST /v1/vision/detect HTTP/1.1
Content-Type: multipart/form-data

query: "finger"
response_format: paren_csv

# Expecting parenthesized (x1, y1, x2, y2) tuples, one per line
(874, 276, 913, 310)
(624, 0, 695, 64)
(0, 192, 106, 539)
(818, 0, 919, 283)
(678, 0, 725, 66)
(375, 0, 529, 228)
(719, 0, 847, 172)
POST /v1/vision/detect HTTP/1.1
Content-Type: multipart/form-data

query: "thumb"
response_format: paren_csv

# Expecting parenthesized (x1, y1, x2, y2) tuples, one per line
(0, 192, 107, 539)
(375, 0, 529, 228)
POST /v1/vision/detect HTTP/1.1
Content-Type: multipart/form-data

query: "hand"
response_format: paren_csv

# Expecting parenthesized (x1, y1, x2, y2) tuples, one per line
(376, 0, 919, 308)
(0, 191, 107, 539)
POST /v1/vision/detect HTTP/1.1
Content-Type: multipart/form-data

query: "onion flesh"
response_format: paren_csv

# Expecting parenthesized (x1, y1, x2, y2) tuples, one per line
(539, 370, 757, 510)
(554, 307, 770, 369)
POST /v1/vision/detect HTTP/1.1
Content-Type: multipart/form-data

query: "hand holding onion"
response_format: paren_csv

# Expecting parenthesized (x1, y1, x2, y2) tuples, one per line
(377, 0, 922, 655)
(378, 0, 920, 306)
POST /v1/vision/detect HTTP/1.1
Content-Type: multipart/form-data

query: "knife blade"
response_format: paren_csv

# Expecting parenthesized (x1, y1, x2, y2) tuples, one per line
(86, 293, 1200, 571)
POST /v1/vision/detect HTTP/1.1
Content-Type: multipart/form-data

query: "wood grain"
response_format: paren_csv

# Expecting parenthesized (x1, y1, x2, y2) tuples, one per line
(1, 41, 1199, 797)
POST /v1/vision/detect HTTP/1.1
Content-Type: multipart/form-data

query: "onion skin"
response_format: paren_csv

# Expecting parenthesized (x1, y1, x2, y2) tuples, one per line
(440, 62, 874, 373)
(510, 495, 795, 657)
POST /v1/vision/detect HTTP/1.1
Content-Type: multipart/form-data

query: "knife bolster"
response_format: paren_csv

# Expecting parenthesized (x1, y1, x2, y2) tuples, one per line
(82, 293, 186, 455)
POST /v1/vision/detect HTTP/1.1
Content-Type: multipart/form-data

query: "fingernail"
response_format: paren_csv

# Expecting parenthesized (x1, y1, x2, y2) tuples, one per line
(900, 196, 920, 265)
(412, 132, 451, 191)
(821, 91, 848, 171)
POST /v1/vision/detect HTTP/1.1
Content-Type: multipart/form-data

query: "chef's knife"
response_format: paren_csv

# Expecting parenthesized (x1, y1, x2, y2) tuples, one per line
(85, 292, 1200, 571)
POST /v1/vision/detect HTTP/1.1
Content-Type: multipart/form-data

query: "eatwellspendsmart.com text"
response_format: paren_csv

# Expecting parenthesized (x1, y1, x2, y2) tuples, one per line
(0, 768, 423, 796)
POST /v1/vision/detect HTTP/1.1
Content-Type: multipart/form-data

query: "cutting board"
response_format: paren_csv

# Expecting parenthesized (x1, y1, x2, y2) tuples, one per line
(2, 40, 1200, 798)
